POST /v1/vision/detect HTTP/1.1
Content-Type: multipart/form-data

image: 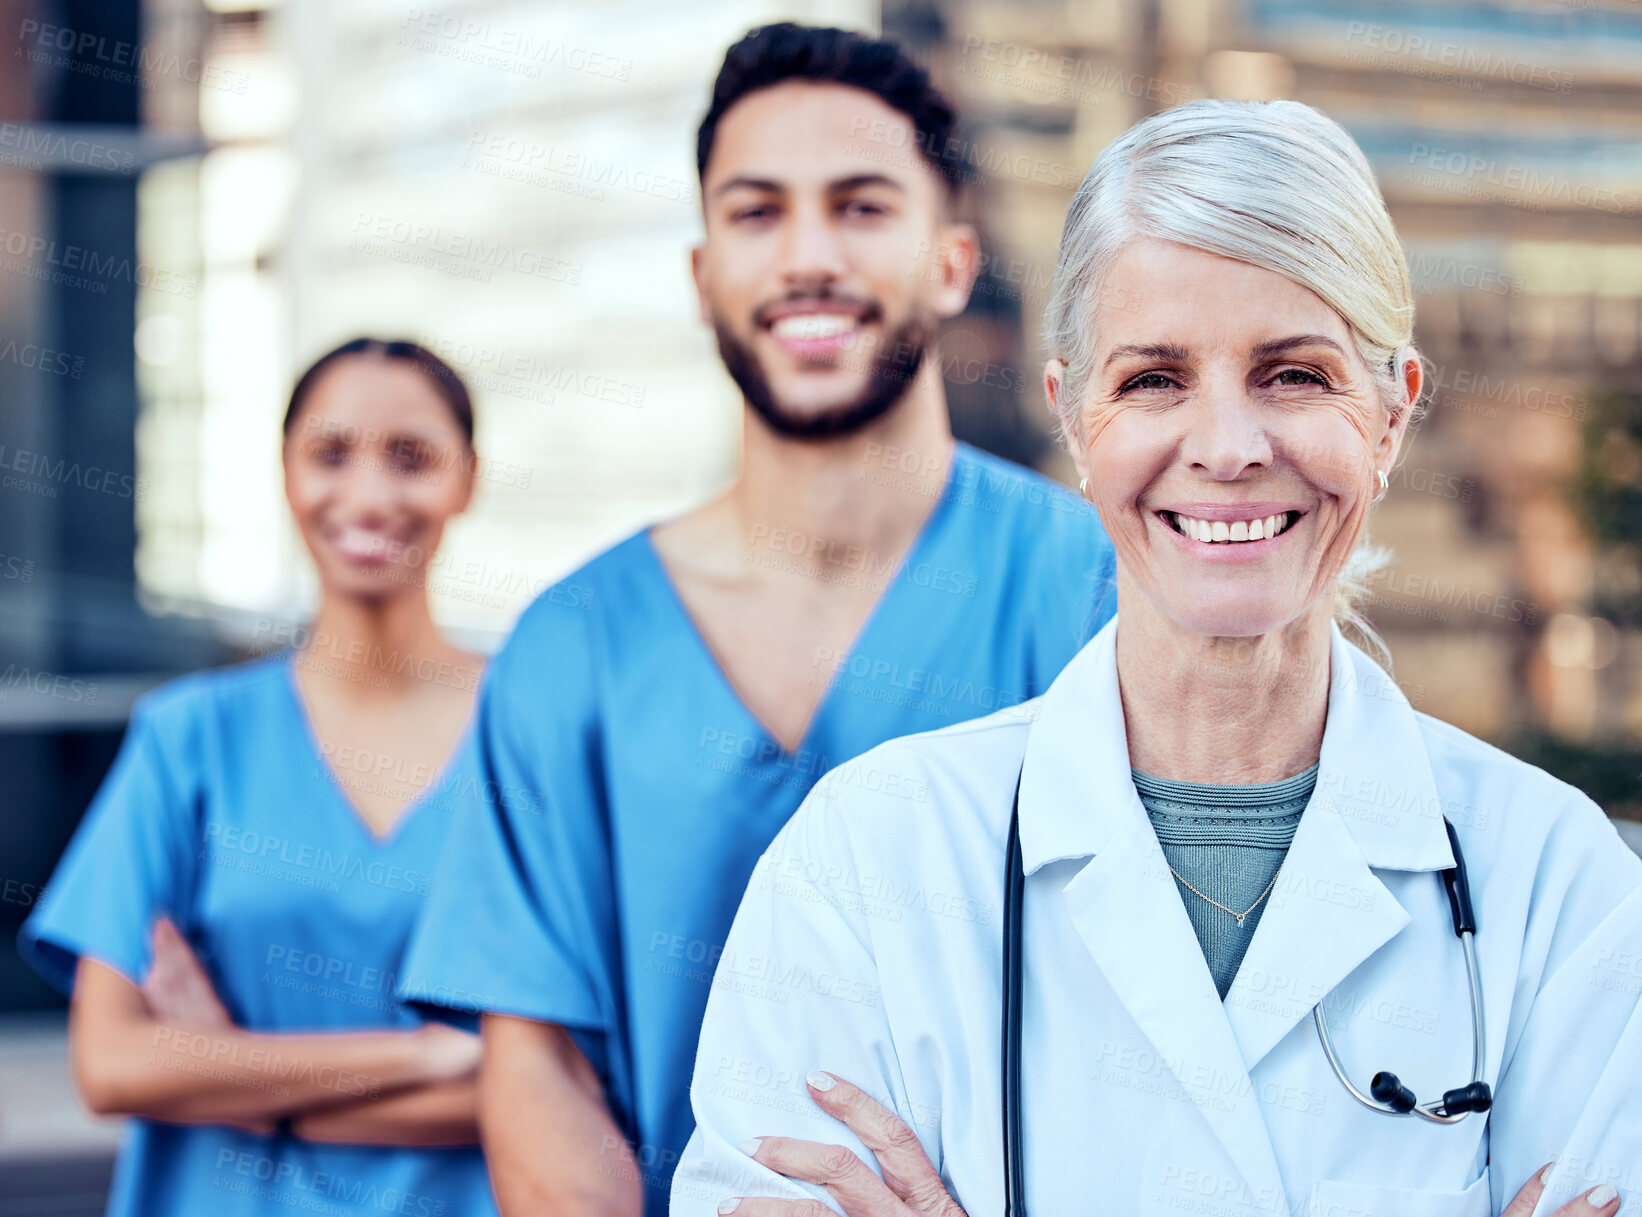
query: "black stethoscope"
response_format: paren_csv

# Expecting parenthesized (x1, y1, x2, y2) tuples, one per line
(1000, 773, 1494, 1216)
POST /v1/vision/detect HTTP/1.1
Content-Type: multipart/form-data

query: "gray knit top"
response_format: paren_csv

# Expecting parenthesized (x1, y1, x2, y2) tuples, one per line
(1131, 764, 1318, 999)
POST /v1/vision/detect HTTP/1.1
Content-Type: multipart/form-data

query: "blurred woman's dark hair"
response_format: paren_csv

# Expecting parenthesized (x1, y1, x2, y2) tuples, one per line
(282, 338, 475, 446)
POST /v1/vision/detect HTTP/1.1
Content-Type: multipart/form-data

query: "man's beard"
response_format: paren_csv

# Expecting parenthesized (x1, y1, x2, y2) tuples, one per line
(712, 310, 935, 442)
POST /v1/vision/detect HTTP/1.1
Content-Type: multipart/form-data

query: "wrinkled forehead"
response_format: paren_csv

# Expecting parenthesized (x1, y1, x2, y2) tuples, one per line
(1089, 240, 1361, 359)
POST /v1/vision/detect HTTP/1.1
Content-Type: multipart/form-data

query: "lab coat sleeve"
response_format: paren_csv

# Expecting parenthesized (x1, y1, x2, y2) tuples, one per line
(398, 591, 616, 1039)
(670, 787, 923, 1217)
(1485, 796, 1642, 1216)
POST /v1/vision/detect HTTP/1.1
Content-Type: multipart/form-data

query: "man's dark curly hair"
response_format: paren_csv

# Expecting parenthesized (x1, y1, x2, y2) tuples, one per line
(696, 23, 969, 198)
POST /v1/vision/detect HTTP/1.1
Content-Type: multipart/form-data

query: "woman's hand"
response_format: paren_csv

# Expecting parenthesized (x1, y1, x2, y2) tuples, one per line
(140, 917, 232, 1030)
(1504, 1164, 1622, 1216)
(138, 918, 275, 1136)
(287, 1025, 480, 1147)
(288, 1077, 480, 1147)
(721, 1088, 1631, 1217)
(721, 1071, 965, 1217)
(412, 1021, 483, 1083)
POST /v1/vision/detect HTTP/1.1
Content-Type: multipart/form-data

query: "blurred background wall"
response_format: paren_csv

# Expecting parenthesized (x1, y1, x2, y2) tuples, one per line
(2, 0, 1640, 1210)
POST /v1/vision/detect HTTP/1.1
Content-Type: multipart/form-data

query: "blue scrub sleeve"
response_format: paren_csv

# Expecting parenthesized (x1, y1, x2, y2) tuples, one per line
(19, 701, 200, 994)
(1019, 489, 1117, 681)
(1486, 799, 1642, 1215)
(397, 596, 615, 1035)
(670, 778, 920, 1217)
(1087, 528, 1119, 637)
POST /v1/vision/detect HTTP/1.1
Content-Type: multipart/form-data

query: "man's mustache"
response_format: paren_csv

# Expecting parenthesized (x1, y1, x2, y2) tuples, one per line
(751, 293, 884, 328)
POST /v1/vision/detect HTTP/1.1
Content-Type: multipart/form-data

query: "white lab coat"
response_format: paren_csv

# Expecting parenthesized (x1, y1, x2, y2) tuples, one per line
(671, 619, 1642, 1217)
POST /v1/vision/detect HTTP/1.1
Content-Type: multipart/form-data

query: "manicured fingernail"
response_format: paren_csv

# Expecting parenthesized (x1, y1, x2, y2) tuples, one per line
(717, 1201, 740, 1215)
(1588, 1184, 1619, 1207)
(1542, 1163, 1556, 1185)
(806, 1070, 836, 1091)
(737, 1138, 763, 1157)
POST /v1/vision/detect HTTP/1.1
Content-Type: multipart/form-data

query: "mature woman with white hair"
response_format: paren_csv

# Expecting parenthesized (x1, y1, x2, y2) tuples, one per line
(668, 99, 1642, 1217)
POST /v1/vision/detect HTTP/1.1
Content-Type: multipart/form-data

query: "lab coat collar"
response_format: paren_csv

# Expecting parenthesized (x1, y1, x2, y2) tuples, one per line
(1015, 616, 1457, 1213)
(1017, 617, 1456, 877)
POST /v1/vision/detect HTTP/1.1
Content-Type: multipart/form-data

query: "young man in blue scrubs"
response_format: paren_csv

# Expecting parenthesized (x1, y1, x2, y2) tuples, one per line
(399, 23, 1117, 1216)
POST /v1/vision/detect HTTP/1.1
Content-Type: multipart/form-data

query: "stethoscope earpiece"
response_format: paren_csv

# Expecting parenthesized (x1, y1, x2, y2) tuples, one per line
(1440, 1081, 1494, 1116)
(1370, 1072, 1417, 1114)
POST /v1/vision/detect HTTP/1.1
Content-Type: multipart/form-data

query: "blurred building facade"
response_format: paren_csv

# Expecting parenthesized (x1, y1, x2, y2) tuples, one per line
(1, 0, 210, 1201)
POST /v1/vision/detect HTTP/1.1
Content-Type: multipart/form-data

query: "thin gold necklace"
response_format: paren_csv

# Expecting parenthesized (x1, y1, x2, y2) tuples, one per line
(1169, 865, 1282, 928)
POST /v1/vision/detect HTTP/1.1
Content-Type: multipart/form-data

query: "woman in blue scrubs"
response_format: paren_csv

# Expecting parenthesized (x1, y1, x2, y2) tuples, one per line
(20, 338, 500, 1217)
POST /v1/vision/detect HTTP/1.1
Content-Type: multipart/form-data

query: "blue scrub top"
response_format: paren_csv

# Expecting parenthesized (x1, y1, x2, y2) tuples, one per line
(20, 655, 499, 1217)
(398, 442, 1118, 1214)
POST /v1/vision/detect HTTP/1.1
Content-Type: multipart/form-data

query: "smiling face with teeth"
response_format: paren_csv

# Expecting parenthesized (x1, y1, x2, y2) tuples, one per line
(283, 356, 475, 604)
(1052, 239, 1419, 641)
(693, 81, 978, 440)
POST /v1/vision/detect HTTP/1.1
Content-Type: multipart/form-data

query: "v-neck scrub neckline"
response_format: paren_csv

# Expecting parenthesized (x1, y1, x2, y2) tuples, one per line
(636, 449, 963, 762)
(278, 654, 477, 849)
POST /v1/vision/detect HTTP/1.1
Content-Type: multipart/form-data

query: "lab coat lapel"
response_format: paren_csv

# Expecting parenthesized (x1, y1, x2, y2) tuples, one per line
(1219, 783, 1408, 1073)
(1062, 820, 1292, 1215)
(1019, 622, 1291, 1215)
(1222, 627, 1453, 1075)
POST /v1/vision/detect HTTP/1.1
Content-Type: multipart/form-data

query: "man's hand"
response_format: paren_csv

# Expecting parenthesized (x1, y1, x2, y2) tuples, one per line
(721, 1071, 964, 1217)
